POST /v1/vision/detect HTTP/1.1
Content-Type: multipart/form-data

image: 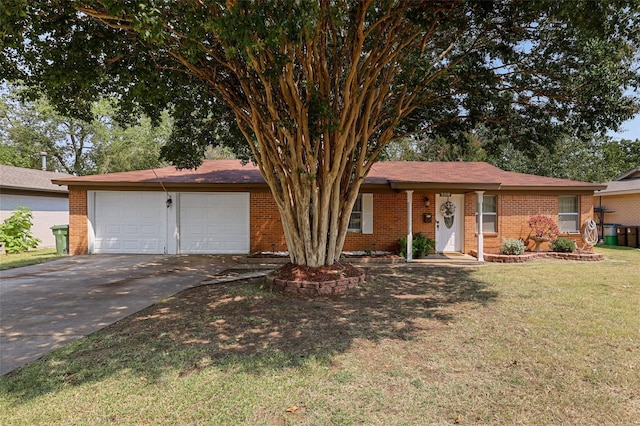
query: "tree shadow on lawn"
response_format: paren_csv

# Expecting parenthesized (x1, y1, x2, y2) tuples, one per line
(2, 265, 497, 400)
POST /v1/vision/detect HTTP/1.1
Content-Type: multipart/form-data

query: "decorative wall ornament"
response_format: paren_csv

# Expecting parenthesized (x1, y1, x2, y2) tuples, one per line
(440, 200, 455, 229)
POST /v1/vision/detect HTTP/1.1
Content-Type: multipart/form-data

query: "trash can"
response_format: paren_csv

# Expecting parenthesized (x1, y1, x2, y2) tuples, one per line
(627, 226, 639, 248)
(616, 226, 627, 246)
(51, 225, 69, 255)
(603, 224, 618, 245)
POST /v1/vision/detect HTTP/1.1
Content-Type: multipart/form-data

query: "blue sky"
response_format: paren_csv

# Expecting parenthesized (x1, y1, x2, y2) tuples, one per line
(610, 114, 640, 141)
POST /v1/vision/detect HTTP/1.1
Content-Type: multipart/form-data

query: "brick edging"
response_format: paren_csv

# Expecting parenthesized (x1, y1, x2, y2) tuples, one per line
(266, 270, 366, 296)
(477, 251, 604, 263)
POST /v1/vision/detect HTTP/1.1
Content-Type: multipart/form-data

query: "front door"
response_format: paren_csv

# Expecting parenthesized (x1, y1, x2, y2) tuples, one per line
(435, 194, 464, 252)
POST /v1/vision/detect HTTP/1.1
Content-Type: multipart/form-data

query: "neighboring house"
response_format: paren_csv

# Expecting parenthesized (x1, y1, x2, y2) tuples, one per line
(595, 166, 640, 227)
(52, 160, 605, 260)
(0, 165, 71, 248)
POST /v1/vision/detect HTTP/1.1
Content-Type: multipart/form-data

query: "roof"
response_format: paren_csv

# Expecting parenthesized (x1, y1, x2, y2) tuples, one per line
(596, 166, 640, 196)
(615, 166, 640, 181)
(51, 160, 606, 192)
(0, 165, 72, 194)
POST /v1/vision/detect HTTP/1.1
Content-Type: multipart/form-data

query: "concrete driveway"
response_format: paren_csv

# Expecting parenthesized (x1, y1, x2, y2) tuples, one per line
(0, 254, 242, 376)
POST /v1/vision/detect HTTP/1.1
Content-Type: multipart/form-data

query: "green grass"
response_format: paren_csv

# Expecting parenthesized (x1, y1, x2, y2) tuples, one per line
(1, 246, 638, 425)
(0, 248, 66, 270)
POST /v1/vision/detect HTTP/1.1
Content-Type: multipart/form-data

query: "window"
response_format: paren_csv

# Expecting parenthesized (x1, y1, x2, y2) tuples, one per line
(348, 194, 373, 234)
(559, 195, 579, 233)
(476, 195, 497, 233)
(348, 196, 363, 232)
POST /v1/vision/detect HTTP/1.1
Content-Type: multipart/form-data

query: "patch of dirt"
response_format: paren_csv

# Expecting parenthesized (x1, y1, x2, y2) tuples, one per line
(270, 262, 363, 282)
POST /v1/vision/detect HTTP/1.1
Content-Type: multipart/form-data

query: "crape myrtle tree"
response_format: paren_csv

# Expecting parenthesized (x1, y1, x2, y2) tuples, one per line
(2, 1, 639, 267)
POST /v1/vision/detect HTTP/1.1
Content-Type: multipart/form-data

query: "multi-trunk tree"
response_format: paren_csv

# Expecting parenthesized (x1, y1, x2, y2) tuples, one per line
(2, 1, 638, 267)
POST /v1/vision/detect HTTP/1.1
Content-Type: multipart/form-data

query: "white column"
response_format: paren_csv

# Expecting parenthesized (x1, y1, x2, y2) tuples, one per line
(476, 191, 485, 262)
(406, 190, 414, 262)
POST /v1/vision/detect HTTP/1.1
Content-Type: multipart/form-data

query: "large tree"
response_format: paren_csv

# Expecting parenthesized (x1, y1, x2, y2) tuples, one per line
(0, 86, 170, 174)
(2, 1, 639, 266)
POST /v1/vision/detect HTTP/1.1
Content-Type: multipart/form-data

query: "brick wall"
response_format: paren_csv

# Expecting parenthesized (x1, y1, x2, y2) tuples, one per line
(67, 187, 596, 256)
(68, 188, 88, 255)
(596, 194, 640, 226)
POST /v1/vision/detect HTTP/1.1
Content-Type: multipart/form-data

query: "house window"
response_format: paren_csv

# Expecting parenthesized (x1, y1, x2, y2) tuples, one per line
(348, 195, 363, 232)
(559, 195, 579, 233)
(348, 194, 373, 234)
(476, 195, 497, 233)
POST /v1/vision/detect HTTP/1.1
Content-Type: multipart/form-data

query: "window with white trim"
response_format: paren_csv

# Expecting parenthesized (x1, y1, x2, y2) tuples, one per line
(348, 194, 373, 234)
(559, 195, 579, 233)
(476, 195, 497, 233)
(348, 196, 363, 232)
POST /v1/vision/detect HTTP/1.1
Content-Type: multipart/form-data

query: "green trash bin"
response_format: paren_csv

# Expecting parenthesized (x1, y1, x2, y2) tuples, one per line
(603, 224, 618, 245)
(51, 225, 69, 255)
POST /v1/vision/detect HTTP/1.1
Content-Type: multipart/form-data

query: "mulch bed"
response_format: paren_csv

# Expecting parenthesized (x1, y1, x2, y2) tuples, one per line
(267, 262, 365, 297)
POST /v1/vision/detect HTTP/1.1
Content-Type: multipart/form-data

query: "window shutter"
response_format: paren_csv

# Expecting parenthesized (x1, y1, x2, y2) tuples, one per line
(361, 193, 373, 234)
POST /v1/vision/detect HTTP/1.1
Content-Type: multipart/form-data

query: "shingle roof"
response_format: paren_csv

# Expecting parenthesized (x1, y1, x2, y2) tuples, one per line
(0, 165, 72, 194)
(51, 160, 605, 191)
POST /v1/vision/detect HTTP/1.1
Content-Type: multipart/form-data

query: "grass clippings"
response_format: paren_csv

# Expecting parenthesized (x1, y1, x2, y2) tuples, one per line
(1, 246, 638, 425)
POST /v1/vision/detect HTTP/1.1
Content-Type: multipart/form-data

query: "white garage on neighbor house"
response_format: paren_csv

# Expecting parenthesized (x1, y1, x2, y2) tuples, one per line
(87, 190, 250, 255)
(0, 165, 72, 249)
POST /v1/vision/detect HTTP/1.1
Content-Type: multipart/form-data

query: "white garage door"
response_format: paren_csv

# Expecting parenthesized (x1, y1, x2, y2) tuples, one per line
(94, 192, 167, 254)
(179, 193, 249, 254)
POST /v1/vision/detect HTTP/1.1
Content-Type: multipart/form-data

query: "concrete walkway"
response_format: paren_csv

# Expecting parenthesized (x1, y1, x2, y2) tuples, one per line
(0, 254, 264, 376)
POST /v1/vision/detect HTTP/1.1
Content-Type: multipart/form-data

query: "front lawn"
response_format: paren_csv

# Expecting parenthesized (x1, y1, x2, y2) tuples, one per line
(0, 248, 66, 270)
(1, 246, 638, 424)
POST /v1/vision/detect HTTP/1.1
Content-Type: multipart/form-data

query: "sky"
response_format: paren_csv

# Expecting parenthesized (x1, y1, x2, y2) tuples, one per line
(610, 114, 640, 141)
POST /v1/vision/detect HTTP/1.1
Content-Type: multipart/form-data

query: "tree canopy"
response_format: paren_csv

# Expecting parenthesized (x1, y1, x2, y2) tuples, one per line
(2, 1, 639, 266)
(0, 86, 171, 174)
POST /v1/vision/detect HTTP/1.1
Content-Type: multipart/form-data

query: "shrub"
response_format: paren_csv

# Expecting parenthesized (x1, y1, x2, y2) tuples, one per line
(399, 233, 435, 258)
(500, 238, 525, 255)
(528, 215, 559, 240)
(0, 206, 41, 253)
(551, 237, 576, 253)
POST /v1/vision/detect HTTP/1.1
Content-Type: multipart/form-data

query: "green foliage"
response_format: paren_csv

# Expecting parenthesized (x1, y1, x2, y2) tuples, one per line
(486, 130, 640, 183)
(2, 2, 638, 168)
(0, 86, 169, 174)
(399, 233, 435, 258)
(500, 238, 526, 256)
(551, 238, 576, 253)
(0, 206, 40, 253)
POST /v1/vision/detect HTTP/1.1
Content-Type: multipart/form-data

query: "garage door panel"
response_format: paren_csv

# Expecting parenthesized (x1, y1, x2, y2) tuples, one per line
(94, 192, 166, 254)
(179, 193, 249, 254)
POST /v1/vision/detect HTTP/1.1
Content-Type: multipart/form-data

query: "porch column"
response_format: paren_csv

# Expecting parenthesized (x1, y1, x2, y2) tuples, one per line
(476, 191, 485, 262)
(406, 190, 414, 262)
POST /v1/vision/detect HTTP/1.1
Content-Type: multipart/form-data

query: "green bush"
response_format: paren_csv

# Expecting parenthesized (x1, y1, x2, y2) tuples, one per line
(399, 233, 435, 258)
(0, 206, 41, 253)
(500, 238, 525, 255)
(551, 237, 576, 253)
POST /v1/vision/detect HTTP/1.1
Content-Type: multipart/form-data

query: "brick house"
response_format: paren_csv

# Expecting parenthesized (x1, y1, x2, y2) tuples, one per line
(52, 160, 605, 260)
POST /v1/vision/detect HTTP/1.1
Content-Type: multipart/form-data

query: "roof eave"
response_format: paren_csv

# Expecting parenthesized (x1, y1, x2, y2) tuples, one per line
(503, 185, 606, 192)
(596, 189, 640, 196)
(389, 182, 501, 191)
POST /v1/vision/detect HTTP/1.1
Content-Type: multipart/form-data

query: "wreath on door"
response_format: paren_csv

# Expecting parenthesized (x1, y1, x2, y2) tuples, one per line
(440, 200, 455, 229)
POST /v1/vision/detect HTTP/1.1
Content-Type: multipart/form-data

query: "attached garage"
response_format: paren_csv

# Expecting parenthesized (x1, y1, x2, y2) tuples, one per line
(179, 192, 249, 254)
(92, 192, 167, 254)
(88, 191, 250, 255)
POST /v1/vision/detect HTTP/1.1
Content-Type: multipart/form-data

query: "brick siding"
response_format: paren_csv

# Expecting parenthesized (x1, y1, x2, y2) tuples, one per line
(68, 188, 595, 256)
(68, 188, 88, 255)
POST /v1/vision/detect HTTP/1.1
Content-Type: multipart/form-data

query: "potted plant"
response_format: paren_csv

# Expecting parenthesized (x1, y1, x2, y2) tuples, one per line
(527, 215, 559, 252)
(399, 233, 435, 259)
